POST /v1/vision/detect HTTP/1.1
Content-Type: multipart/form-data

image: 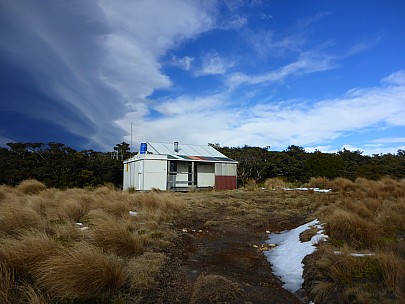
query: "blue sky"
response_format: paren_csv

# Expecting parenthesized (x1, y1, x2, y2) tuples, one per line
(1, 0, 404, 154)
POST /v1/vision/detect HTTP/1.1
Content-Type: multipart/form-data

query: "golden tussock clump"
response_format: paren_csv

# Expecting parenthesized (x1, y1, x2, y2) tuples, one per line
(264, 177, 289, 190)
(16, 179, 47, 195)
(308, 177, 332, 189)
(86, 209, 147, 257)
(0, 231, 60, 277)
(330, 177, 356, 193)
(35, 243, 127, 298)
(0, 201, 46, 237)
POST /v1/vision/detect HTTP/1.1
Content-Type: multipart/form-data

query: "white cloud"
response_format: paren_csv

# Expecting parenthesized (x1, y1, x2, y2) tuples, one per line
(341, 144, 405, 156)
(171, 55, 195, 70)
(0, 0, 218, 150)
(196, 52, 235, 76)
(370, 137, 405, 144)
(227, 52, 336, 88)
(121, 71, 405, 152)
(382, 70, 405, 86)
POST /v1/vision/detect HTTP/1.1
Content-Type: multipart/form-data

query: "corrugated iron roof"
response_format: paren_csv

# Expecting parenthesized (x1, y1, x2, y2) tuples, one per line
(146, 141, 226, 158)
(166, 154, 236, 163)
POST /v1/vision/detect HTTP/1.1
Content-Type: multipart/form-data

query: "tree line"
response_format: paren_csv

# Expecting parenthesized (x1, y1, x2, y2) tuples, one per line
(0, 142, 404, 189)
(0, 142, 132, 189)
(214, 144, 405, 185)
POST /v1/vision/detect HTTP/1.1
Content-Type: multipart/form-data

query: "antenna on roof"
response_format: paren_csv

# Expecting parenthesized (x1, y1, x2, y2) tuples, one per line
(130, 121, 133, 155)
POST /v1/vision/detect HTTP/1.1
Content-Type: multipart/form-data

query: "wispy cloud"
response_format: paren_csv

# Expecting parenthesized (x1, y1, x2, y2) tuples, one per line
(382, 70, 405, 85)
(196, 52, 235, 76)
(170, 55, 195, 71)
(227, 52, 336, 88)
(0, 0, 217, 149)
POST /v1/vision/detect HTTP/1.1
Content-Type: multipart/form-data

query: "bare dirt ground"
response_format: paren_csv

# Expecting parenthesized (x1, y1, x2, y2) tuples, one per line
(153, 190, 326, 303)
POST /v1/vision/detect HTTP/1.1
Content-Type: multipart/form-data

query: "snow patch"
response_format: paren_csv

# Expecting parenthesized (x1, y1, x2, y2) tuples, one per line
(283, 187, 332, 193)
(264, 219, 327, 293)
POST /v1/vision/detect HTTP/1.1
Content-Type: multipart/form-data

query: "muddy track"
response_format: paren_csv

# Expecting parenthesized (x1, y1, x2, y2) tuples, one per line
(157, 223, 304, 303)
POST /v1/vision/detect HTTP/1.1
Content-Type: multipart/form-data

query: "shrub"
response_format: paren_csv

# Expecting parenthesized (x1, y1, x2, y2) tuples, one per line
(16, 180, 47, 195)
(35, 244, 127, 298)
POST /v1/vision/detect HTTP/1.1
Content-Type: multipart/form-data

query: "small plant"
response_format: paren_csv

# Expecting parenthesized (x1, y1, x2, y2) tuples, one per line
(190, 275, 241, 304)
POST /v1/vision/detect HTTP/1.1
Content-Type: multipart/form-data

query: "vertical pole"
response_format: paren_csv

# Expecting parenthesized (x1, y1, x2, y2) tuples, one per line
(130, 121, 133, 155)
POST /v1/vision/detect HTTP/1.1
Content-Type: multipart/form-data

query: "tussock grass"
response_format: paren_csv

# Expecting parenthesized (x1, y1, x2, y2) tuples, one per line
(0, 181, 189, 302)
(326, 208, 380, 248)
(0, 201, 45, 236)
(0, 262, 15, 304)
(18, 285, 47, 304)
(330, 177, 356, 193)
(0, 231, 60, 276)
(190, 275, 241, 304)
(127, 252, 166, 292)
(308, 177, 331, 189)
(35, 243, 127, 298)
(242, 178, 258, 191)
(87, 210, 147, 256)
(264, 177, 289, 189)
(306, 176, 405, 303)
(377, 251, 405, 296)
(16, 179, 47, 195)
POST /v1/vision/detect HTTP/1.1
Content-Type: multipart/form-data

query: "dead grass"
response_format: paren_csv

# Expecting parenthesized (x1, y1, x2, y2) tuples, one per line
(308, 177, 332, 189)
(35, 243, 127, 298)
(330, 177, 356, 193)
(0, 181, 192, 303)
(16, 179, 47, 195)
(377, 251, 405, 296)
(305, 176, 405, 303)
(1, 177, 403, 303)
(0, 231, 60, 277)
(0, 201, 46, 236)
(190, 275, 241, 304)
(242, 178, 259, 191)
(127, 252, 166, 292)
(0, 262, 15, 304)
(264, 177, 289, 189)
(87, 210, 147, 256)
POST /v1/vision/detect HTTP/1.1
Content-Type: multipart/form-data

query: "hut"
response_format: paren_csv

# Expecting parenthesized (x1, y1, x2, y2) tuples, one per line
(123, 141, 237, 191)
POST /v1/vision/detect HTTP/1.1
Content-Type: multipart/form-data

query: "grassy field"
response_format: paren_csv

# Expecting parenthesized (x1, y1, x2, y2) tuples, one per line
(0, 178, 404, 303)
